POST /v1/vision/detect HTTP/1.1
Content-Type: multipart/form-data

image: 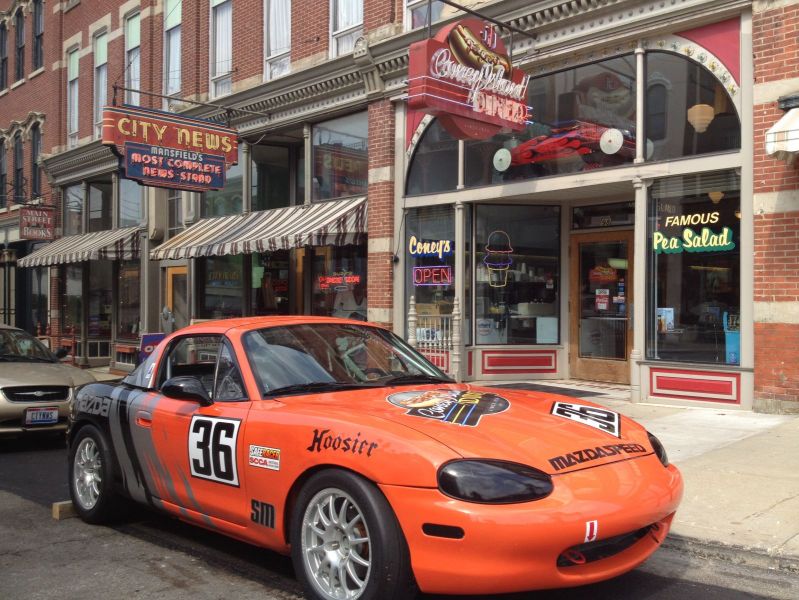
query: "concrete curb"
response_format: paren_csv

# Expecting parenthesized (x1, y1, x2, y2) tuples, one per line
(664, 534, 799, 574)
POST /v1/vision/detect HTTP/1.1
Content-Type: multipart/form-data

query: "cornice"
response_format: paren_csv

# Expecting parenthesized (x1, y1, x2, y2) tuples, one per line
(41, 141, 119, 186)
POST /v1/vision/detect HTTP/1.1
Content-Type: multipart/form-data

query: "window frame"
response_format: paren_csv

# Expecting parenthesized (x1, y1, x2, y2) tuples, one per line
(210, 0, 233, 98)
(0, 138, 6, 208)
(32, 0, 44, 70)
(404, 0, 447, 32)
(264, 0, 291, 81)
(30, 123, 41, 198)
(0, 22, 7, 89)
(13, 132, 23, 204)
(163, 0, 181, 104)
(125, 13, 141, 105)
(93, 31, 108, 139)
(66, 47, 79, 148)
(14, 8, 24, 81)
(330, 0, 363, 58)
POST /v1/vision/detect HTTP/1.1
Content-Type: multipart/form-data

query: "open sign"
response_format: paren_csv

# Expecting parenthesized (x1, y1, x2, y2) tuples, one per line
(413, 265, 453, 286)
(139, 333, 166, 364)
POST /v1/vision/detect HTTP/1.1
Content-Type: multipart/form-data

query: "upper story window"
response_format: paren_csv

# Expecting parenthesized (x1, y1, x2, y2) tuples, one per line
(32, 0, 44, 70)
(125, 13, 141, 105)
(202, 146, 243, 216)
(94, 32, 108, 139)
(312, 112, 367, 201)
(30, 123, 41, 198)
(119, 177, 143, 228)
(211, 0, 233, 98)
(67, 49, 79, 148)
(405, 0, 447, 30)
(0, 139, 6, 208)
(265, 0, 290, 80)
(167, 188, 184, 238)
(331, 0, 362, 57)
(63, 184, 83, 236)
(164, 0, 181, 101)
(88, 179, 112, 232)
(0, 23, 7, 89)
(14, 9, 24, 81)
(13, 132, 24, 203)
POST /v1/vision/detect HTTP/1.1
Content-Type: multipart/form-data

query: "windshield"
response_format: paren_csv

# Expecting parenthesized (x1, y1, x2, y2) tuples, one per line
(0, 329, 56, 362)
(243, 323, 448, 396)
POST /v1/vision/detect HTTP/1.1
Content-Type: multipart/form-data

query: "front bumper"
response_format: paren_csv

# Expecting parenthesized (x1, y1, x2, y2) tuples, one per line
(380, 454, 683, 595)
(0, 398, 71, 437)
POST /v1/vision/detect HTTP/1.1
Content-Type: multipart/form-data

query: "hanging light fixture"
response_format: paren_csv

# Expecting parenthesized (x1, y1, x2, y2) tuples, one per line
(687, 103, 715, 133)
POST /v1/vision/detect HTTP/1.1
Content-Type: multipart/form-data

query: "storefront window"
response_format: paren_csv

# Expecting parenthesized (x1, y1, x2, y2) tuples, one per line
(119, 178, 143, 228)
(312, 113, 368, 201)
(252, 250, 290, 315)
(118, 260, 140, 339)
(252, 145, 291, 211)
(30, 264, 48, 334)
(646, 171, 740, 365)
(203, 146, 244, 216)
(475, 205, 560, 345)
(88, 180, 113, 232)
(88, 261, 112, 338)
(405, 119, 458, 195)
(63, 264, 82, 334)
(646, 52, 740, 161)
(311, 245, 367, 319)
(199, 255, 244, 318)
(63, 185, 83, 236)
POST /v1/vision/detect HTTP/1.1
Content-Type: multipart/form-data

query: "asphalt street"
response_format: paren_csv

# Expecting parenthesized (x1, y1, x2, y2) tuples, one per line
(1, 437, 796, 600)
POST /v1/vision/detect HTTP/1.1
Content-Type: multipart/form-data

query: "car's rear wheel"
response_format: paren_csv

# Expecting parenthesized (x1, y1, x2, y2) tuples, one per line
(291, 470, 415, 600)
(68, 424, 123, 523)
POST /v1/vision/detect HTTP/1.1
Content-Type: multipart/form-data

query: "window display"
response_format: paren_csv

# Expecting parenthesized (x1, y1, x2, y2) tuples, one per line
(312, 245, 367, 320)
(252, 250, 290, 315)
(199, 255, 244, 318)
(646, 171, 740, 364)
(475, 206, 560, 345)
(88, 261, 112, 339)
(117, 261, 140, 339)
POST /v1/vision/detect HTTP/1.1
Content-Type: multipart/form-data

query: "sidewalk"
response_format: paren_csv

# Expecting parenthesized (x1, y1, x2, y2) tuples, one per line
(482, 379, 799, 574)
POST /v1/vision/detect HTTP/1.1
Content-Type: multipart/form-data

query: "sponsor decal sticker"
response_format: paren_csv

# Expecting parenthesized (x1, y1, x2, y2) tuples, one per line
(387, 389, 509, 427)
(585, 520, 599, 543)
(307, 429, 378, 457)
(551, 401, 621, 437)
(250, 499, 275, 529)
(548, 443, 647, 472)
(249, 445, 281, 471)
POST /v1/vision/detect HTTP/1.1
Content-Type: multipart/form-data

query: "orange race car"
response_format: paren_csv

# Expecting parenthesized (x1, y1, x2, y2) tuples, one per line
(68, 316, 683, 600)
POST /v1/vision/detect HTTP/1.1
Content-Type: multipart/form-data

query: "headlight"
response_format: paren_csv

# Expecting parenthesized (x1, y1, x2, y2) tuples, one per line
(648, 432, 669, 467)
(437, 459, 553, 504)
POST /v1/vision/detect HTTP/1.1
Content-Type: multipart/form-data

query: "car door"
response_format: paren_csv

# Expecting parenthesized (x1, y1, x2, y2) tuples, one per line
(146, 334, 251, 527)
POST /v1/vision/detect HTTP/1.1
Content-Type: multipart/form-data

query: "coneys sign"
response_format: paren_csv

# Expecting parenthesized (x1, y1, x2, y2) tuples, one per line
(408, 18, 530, 140)
(19, 206, 55, 240)
(102, 106, 238, 192)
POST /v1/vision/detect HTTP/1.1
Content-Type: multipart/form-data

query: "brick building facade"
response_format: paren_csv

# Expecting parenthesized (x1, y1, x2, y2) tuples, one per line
(0, 0, 796, 412)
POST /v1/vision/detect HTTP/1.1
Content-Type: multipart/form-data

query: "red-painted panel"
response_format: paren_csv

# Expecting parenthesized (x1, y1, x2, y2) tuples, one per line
(649, 368, 740, 404)
(481, 350, 557, 374)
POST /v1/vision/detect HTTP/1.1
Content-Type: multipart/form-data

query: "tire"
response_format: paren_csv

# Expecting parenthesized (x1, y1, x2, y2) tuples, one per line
(290, 470, 416, 600)
(68, 424, 124, 524)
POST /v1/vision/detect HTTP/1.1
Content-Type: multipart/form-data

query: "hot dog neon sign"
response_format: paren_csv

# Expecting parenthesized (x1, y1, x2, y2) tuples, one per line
(408, 18, 530, 140)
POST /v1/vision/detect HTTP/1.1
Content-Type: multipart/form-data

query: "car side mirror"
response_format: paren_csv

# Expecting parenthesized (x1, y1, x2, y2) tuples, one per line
(55, 348, 69, 359)
(162, 376, 213, 406)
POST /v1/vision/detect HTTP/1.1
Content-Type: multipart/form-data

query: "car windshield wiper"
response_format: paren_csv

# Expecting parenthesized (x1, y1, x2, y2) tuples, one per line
(264, 381, 379, 398)
(380, 374, 454, 386)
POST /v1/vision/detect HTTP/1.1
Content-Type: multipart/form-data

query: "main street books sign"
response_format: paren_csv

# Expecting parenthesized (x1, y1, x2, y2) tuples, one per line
(102, 106, 239, 192)
(19, 206, 55, 240)
(408, 18, 530, 140)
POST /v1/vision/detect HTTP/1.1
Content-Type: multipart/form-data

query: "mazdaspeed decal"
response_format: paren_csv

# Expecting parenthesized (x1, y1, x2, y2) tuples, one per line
(387, 389, 509, 427)
(249, 445, 281, 470)
(548, 443, 647, 472)
(551, 402, 620, 437)
(188, 415, 241, 486)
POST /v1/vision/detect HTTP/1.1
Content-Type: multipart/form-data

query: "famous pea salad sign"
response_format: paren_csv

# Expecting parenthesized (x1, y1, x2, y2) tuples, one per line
(652, 210, 735, 254)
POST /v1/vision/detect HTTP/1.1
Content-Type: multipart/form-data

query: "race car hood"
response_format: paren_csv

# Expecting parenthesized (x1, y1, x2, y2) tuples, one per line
(300, 384, 654, 475)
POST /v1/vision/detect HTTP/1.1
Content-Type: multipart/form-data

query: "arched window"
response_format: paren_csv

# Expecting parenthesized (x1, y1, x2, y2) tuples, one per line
(14, 8, 24, 81)
(405, 119, 459, 195)
(30, 123, 41, 197)
(13, 132, 23, 203)
(33, 0, 44, 70)
(646, 83, 668, 141)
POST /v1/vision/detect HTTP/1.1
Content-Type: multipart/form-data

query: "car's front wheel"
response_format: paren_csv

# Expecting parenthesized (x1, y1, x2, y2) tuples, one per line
(68, 424, 123, 523)
(291, 470, 415, 600)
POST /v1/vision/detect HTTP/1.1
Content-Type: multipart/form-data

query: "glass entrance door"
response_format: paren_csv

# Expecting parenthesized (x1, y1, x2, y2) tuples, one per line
(166, 266, 188, 332)
(569, 231, 634, 383)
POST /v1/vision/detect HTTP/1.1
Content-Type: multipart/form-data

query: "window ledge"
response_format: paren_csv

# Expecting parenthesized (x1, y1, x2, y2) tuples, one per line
(28, 67, 45, 80)
(637, 359, 753, 373)
(10, 79, 25, 90)
(0, 88, 7, 98)
(65, 0, 81, 14)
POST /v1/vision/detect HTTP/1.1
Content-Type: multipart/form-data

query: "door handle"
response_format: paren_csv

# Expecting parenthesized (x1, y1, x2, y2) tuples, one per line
(136, 410, 153, 427)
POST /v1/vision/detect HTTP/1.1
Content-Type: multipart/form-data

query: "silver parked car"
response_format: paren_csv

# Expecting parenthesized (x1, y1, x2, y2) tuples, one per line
(0, 324, 95, 438)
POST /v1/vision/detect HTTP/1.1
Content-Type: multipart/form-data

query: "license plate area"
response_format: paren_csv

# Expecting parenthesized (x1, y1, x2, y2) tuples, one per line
(24, 407, 59, 426)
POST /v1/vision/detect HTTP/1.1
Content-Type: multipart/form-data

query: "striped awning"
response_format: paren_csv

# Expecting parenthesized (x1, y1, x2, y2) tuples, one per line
(151, 196, 367, 261)
(17, 226, 143, 268)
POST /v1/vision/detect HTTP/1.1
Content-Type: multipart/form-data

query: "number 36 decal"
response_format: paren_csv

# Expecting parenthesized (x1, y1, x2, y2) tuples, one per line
(188, 416, 241, 486)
